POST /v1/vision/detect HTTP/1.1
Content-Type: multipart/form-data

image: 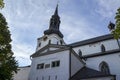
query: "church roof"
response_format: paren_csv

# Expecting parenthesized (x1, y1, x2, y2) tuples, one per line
(70, 67, 114, 80)
(19, 65, 31, 68)
(82, 49, 120, 59)
(69, 34, 113, 47)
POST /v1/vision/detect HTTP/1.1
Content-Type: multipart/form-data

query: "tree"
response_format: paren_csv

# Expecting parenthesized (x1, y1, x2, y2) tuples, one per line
(0, 0, 4, 9)
(0, 9, 18, 80)
(114, 8, 120, 39)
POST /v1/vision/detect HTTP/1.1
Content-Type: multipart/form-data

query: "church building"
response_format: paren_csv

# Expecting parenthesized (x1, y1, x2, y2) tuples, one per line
(13, 5, 120, 80)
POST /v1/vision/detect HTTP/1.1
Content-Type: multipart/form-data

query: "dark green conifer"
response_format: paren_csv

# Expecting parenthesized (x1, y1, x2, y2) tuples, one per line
(0, 13, 18, 80)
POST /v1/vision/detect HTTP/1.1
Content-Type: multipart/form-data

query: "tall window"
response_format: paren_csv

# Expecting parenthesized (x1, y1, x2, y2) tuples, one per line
(78, 49, 82, 57)
(99, 61, 110, 74)
(57, 41, 58, 45)
(36, 77, 38, 80)
(38, 42, 41, 47)
(60, 40, 63, 45)
(49, 76, 50, 80)
(42, 76, 44, 80)
(101, 44, 106, 52)
(45, 64, 50, 68)
(55, 75, 57, 80)
(49, 40, 51, 44)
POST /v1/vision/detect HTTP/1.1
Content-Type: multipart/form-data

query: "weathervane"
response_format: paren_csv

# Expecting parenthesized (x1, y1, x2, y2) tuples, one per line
(57, 0, 60, 5)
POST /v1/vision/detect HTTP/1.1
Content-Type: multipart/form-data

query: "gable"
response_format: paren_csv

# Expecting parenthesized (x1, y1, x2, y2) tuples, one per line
(31, 44, 69, 58)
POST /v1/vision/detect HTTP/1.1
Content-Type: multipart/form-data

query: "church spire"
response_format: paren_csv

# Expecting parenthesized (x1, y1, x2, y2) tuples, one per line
(44, 4, 63, 38)
(54, 4, 58, 15)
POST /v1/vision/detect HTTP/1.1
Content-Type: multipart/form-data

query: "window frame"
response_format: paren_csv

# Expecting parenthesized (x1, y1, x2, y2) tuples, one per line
(99, 61, 110, 74)
(51, 60, 60, 68)
(45, 64, 50, 69)
(37, 63, 44, 69)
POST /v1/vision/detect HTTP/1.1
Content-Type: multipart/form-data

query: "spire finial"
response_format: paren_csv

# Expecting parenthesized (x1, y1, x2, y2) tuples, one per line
(57, 0, 60, 5)
(54, 2, 59, 15)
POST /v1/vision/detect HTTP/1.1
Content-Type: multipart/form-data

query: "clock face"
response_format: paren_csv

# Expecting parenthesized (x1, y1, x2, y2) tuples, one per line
(43, 36, 48, 41)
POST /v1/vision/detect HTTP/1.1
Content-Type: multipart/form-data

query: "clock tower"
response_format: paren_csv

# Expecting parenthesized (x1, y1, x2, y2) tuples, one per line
(36, 4, 65, 51)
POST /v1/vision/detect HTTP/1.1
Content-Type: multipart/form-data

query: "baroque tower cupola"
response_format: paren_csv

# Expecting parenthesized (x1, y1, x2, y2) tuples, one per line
(36, 4, 65, 51)
(44, 4, 63, 38)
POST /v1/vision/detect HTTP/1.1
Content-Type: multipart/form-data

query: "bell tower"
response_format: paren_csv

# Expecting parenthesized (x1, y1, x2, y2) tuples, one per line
(36, 4, 65, 51)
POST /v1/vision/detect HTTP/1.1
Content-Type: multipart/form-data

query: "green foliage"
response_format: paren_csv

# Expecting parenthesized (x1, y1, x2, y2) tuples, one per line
(0, 13, 18, 80)
(114, 8, 120, 39)
(0, 0, 4, 9)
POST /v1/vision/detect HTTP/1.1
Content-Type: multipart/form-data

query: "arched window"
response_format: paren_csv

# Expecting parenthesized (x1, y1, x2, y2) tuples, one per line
(99, 61, 110, 74)
(36, 77, 38, 80)
(57, 41, 58, 45)
(49, 40, 51, 44)
(55, 75, 57, 80)
(60, 40, 63, 45)
(38, 42, 41, 47)
(78, 49, 82, 57)
(101, 44, 106, 52)
(42, 76, 44, 80)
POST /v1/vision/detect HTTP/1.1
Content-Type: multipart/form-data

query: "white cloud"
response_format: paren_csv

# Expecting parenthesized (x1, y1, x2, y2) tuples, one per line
(1, 0, 55, 66)
(95, 0, 120, 18)
(12, 41, 34, 66)
(61, 14, 101, 44)
(1, 0, 117, 66)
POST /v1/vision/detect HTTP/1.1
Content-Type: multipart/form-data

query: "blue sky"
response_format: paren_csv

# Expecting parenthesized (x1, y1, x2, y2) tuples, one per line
(1, 0, 120, 66)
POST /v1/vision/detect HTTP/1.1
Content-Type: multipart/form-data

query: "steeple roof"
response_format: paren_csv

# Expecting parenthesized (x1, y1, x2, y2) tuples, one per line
(44, 4, 63, 38)
(54, 4, 58, 15)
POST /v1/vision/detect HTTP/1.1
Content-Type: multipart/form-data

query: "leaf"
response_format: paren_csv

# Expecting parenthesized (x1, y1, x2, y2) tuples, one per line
(114, 8, 120, 39)
(0, 0, 4, 9)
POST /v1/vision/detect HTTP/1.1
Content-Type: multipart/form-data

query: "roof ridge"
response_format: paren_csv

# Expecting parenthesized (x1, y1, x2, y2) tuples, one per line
(69, 34, 113, 47)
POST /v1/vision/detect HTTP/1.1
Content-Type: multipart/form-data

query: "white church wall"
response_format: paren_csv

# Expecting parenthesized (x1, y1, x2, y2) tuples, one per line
(74, 42, 101, 55)
(48, 34, 65, 45)
(73, 39, 119, 55)
(102, 39, 119, 50)
(29, 50, 70, 80)
(13, 66, 31, 80)
(36, 36, 49, 51)
(71, 53, 84, 76)
(36, 34, 65, 51)
(85, 53, 120, 80)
